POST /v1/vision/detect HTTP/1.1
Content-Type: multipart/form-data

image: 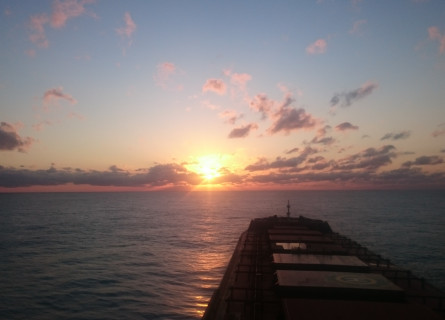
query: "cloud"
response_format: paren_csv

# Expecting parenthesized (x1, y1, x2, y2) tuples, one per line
(335, 145, 396, 170)
(380, 131, 411, 141)
(247, 166, 445, 189)
(309, 124, 335, 145)
(0, 122, 35, 152)
(242, 144, 440, 188)
(335, 122, 359, 131)
(249, 94, 274, 120)
(33, 120, 54, 131)
(403, 155, 443, 167)
(246, 91, 319, 135)
(219, 110, 243, 125)
(202, 79, 226, 95)
(29, 14, 50, 48)
(286, 147, 299, 155)
(51, 0, 93, 28)
(311, 136, 336, 146)
(28, 0, 95, 48)
(154, 62, 178, 89)
(224, 70, 252, 90)
(306, 39, 327, 55)
(0, 162, 250, 189)
(350, 20, 367, 35)
(245, 147, 318, 172)
(268, 105, 317, 135)
(43, 87, 77, 106)
(116, 12, 137, 38)
(428, 26, 445, 54)
(432, 123, 445, 137)
(330, 81, 378, 108)
(228, 123, 258, 139)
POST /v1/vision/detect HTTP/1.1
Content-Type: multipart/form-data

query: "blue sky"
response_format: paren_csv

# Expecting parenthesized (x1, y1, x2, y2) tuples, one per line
(1, 0, 444, 191)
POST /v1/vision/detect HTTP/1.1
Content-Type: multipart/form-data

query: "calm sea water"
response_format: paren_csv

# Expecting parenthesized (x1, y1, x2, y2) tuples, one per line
(1, 190, 444, 319)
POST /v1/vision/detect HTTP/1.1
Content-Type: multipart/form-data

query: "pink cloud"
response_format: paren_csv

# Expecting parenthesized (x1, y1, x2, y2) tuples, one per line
(29, 14, 50, 48)
(224, 70, 252, 90)
(116, 12, 137, 38)
(306, 38, 327, 55)
(202, 100, 220, 110)
(154, 62, 176, 88)
(428, 26, 445, 54)
(219, 110, 243, 125)
(249, 94, 274, 120)
(43, 87, 77, 106)
(202, 79, 226, 95)
(51, 0, 93, 28)
(28, 0, 95, 49)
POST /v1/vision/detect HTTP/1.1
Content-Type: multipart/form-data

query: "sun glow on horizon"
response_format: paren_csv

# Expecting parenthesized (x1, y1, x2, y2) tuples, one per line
(187, 154, 224, 182)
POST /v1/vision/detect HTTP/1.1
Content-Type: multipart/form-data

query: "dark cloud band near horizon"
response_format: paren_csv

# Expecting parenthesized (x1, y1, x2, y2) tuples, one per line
(1, 147, 444, 190)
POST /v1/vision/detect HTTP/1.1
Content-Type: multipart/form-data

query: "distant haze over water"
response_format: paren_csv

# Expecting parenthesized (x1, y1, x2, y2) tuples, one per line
(1, 190, 444, 319)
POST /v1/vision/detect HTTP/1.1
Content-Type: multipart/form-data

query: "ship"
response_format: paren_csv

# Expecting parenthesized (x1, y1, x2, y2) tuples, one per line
(202, 207, 445, 319)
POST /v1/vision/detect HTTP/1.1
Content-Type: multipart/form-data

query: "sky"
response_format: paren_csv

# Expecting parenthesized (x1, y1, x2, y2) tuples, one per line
(1, 0, 445, 192)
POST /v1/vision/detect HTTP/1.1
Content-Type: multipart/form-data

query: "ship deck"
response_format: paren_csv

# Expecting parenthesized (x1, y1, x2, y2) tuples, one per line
(203, 216, 445, 320)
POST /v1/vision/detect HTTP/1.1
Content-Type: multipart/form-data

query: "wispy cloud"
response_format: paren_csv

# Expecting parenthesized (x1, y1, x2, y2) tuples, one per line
(228, 123, 258, 139)
(33, 120, 54, 132)
(432, 123, 445, 137)
(43, 87, 77, 107)
(311, 136, 336, 146)
(335, 122, 359, 131)
(202, 79, 226, 95)
(350, 20, 367, 35)
(219, 110, 243, 125)
(309, 125, 336, 145)
(28, 0, 95, 49)
(51, 0, 94, 28)
(245, 147, 318, 172)
(224, 70, 252, 90)
(116, 12, 137, 39)
(154, 62, 181, 90)
(428, 26, 445, 54)
(336, 145, 397, 170)
(285, 147, 299, 155)
(306, 38, 327, 55)
(330, 81, 378, 110)
(29, 14, 50, 48)
(249, 94, 274, 120)
(380, 131, 411, 141)
(0, 122, 35, 152)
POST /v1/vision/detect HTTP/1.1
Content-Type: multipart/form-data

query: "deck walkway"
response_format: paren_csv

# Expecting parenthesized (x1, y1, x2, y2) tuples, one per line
(202, 216, 445, 320)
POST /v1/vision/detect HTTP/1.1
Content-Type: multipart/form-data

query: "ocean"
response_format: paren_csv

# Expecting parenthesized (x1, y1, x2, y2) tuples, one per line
(0, 190, 444, 319)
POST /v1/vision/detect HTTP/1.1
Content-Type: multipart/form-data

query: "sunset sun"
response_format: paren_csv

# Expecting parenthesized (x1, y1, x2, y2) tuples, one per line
(186, 154, 224, 182)
(196, 155, 222, 181)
